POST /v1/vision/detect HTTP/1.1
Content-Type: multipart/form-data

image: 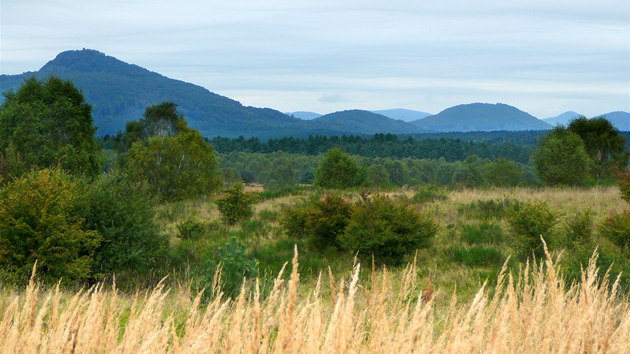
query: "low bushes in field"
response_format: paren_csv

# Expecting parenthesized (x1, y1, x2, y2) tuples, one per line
(281, 193, 437, 265)
(216, 182, 255, 225)
(507, 201, 556, 258)
(412, 185, 449, 203)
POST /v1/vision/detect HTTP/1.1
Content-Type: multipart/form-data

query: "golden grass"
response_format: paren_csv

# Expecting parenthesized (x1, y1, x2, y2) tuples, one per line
(1, 245, 628, 353)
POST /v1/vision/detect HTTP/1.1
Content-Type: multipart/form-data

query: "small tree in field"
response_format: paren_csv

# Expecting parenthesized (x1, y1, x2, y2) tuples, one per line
(314, 147, 365, 189)
(532, 127, 591, 186)
(216, 183, 255, 225)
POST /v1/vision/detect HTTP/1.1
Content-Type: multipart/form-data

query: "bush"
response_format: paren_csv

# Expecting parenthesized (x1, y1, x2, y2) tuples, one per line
(617, 171, 630, 202)
(177, 218, 219, 240)
(532, 127, 591, 186)
(599, 211, 630, 253)
(216, 183, 255, 226)
(412, 185, 449, 203)
(0, 169, 101, 282)
(80, 172, 168, 279)
(507, 201, 556, 258)
(460, 222, 506, 245)
(446, 246, 505, 267)
(564, 209, 594, 247)
(339, 195, 437, 265)
(280, 194, 352, 250)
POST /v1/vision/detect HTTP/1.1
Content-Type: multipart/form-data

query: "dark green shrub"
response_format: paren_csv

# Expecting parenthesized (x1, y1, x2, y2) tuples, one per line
(600, 211, 630, 254)
(457, 198, 521, 219)
(412, 185, 449, 203)
(80, 172, 168, 279)
(280, 194, 352, 250)
(564, 209, 594, 247)
(339, 195, 437, 265)
(446, 246, 505, 267)
(216, 183, 255, 226)
(507, 201, 556, 258)
(0, 169, 101, 282)
(460, 222, 506, 245)
(617, 172, 630, 202)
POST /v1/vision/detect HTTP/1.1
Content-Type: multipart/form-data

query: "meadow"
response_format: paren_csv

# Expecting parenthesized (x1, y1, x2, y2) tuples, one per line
(1, 185, 628, 353)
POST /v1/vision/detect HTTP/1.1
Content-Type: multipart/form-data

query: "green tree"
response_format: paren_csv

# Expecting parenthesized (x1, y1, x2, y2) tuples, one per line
(0, 169, 101, 282)
(484, 158, 522, 187)
(0, 77, 100, 177)
(568, 116, 628, 179)
(216, 183, 255, 225)
(79, 172, 168, 279)
(124, 129, 222, 201)
(121, 102, 187, 150)
(314, 147, 365, 189)
(367, 164, 391, 188)
(532, 127, 591, 186)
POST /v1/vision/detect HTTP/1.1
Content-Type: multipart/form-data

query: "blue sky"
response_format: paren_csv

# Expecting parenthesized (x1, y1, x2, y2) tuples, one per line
(1, 0, 628, 117)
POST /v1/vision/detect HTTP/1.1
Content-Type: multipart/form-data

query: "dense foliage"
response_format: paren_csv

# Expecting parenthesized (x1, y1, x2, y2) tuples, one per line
(314, 147, 365, 189)
(0, 169, 101, 282)
(216, 183, 255, 225)
(124, 129, 222, 201)
(0, 77, 100, 178)
(532, 127, 591, 185)
(507, 201, 556, 258)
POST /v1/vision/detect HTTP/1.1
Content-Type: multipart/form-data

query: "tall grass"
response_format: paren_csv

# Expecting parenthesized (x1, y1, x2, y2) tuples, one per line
(0, 246, 628, 353)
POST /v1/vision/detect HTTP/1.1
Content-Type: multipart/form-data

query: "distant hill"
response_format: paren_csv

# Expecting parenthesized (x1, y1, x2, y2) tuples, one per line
(600, 111, 630, 131)
(313, 110, 424, 135)
(0, 49, 341, 138)
(411, 103, 552, 132)
(543, 111, 581, 126)
(371, 109, 432, 122)
(287, 111, 322, 120)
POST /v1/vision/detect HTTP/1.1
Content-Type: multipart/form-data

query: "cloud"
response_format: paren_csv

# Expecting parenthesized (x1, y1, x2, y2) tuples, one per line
(1, 0, 628, 116)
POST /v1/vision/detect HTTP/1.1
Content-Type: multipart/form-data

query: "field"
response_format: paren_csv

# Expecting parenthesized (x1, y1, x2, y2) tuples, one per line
(1, 186, 629, 353)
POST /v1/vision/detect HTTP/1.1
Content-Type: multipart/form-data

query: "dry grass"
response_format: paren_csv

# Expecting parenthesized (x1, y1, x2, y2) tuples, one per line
(1, 245, 628, 353)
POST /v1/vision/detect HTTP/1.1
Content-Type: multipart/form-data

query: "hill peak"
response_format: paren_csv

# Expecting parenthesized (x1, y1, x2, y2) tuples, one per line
(40, 49, 145, 74)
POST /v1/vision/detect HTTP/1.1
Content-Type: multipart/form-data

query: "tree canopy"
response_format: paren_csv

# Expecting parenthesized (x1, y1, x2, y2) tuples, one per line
(0, 76, 100, 178)
(314, 147, 365, 189)
(568, 116, 628, 179)
(532, 127, 591, 186)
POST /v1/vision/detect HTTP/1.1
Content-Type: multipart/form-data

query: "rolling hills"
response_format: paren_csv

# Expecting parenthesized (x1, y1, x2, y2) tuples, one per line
(411, 103, 552, 132)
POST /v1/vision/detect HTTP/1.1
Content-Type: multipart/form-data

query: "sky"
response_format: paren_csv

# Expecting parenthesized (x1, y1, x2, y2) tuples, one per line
(1, 0, 629, 118)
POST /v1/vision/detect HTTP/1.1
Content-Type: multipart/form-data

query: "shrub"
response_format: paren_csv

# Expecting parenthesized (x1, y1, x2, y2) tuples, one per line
(532, 127, 591, 186)
(79, 172, 168, 279)
(412, 185, 449, 203)
(460, 222, 506, 245)
(617, 171, 630, 202)
(177, 218, 219, 240)
(216, 183, 255, 226)
(446, 246, 505, 267)
(339, 195, 437, 265)
(0, 169, 101, 282)
(564, 209, 594, 246)
(280, 194, 352, 250)
(507, 201, 556, 258)
(599, 211, 630, 253)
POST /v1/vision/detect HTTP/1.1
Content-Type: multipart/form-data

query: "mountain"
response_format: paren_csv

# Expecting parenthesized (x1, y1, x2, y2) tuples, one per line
(313, 110, 424, 135)
(371, 108, 432, 122)
(287, 111, 322, 120)
(0, 49, 341, 138)
(411, 103, 552, 132)
(543, 111, 581, 126)
(600, 111, 630, 131)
